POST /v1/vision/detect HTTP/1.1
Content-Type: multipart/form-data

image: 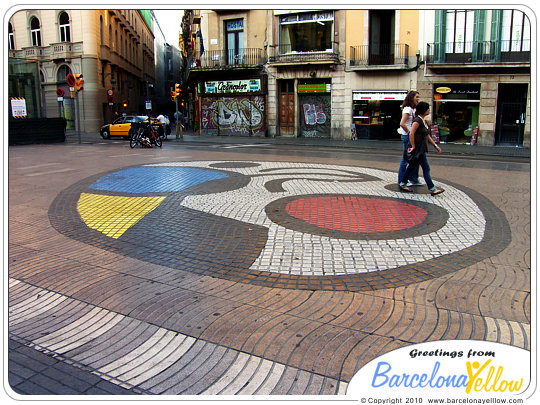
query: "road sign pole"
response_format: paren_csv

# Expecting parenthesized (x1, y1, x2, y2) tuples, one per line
(175, 98, 179, 139)
(76, 93, 81, 144)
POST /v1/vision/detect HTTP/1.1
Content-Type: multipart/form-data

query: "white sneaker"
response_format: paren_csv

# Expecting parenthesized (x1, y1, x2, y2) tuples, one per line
(407, 180, 425, 186)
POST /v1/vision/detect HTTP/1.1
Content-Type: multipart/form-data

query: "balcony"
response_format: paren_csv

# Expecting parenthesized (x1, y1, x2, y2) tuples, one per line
(190, 48, 266, 70)
(268, 44, 339, 65)
(9, 42, 83, 62)
(426, 40, 530, 66)
(49, 42, 81, 61)
(349, 44, 409, 69)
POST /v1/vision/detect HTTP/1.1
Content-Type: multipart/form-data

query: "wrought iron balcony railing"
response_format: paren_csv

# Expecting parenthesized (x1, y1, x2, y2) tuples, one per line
(268, 44, 339, 64)
(190, 48, 266, 69)
(426, 40, 530, 64)
(349, 43, 409, 67)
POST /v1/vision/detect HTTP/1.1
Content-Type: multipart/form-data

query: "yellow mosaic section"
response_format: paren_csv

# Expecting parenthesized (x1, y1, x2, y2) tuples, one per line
(77, 193, 166, 239)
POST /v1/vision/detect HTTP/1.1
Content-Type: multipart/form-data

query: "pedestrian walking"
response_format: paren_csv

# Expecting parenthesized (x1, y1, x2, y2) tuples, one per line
(399, 102, 444, 196)
(397, 90, 423, 186)
(156, 114, 170, 135)
(174, 110, 184, 139)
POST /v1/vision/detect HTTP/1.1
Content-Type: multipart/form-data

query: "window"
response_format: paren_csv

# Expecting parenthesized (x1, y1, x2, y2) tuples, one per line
(100, 16, 104, 45)
(57, 65, 71, 83)
(445, 10, 475, 53)
(30, 17, 41, 46)
(225, 19, 244, 64)
(501, 10, 530, 52)
(8, 22, 14, 49)
(369, 10, 395, 65)
(59, 11, 71, 42)
(279, 11, 333, 53)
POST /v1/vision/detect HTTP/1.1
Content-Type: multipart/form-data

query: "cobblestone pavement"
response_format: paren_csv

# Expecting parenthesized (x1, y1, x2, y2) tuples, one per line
(7, 139, 531, 397)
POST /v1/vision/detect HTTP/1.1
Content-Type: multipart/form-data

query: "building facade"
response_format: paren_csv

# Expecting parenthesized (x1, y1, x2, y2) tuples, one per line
(184, 10, 268, 136)
(8, 9, 156, 132)
(419, 9, 531, 147)
(182, 8, 532, 148)
(346, 9, 421, 141)
(154, 39, 183, 119)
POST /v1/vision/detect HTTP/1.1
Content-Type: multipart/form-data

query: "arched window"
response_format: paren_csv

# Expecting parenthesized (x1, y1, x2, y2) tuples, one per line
(30, 17, 41, 46)
(57, 65, 72, 84)
(59, 11, 71, 42)
(8, 22, 15, 50)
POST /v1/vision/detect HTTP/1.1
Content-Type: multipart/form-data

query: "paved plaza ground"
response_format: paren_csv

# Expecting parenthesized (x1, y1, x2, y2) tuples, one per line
(6, 133, 532, 399)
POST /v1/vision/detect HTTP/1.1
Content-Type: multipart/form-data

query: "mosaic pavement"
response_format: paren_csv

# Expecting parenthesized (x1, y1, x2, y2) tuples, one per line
(9, 159, 529, 395)
(48, 161, 507, 290)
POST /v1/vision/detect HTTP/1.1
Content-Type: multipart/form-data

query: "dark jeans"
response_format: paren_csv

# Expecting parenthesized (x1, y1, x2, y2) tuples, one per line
(398, 134, 419, 184)
(402, 152, 435, 191)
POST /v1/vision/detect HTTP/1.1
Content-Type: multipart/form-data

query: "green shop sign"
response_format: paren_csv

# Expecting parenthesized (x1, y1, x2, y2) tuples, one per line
(297, 83, 330, 93)
(205, 79, 261, 94)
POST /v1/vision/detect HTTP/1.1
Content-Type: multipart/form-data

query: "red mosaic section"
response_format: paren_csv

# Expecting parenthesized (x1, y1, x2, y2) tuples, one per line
(285, 196, 428, 233)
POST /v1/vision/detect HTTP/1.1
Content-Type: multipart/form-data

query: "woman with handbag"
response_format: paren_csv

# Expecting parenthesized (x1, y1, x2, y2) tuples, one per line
(399, 102, 444, 196)
(397, 90, 422, 187)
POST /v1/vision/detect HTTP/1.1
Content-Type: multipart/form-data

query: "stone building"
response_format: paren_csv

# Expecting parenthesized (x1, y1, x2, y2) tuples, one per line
(8, 9, 156, 132)
(182, 8, 532, 148)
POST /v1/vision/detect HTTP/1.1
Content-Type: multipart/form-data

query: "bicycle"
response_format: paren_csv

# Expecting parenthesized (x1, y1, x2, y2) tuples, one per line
(129, 122, 162, 148)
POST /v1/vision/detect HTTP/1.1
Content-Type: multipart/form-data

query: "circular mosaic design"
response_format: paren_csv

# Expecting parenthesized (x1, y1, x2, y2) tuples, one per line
(286, 196, 427, 232)
(265, 195, 449, 241)
(49, 161, 511, 292)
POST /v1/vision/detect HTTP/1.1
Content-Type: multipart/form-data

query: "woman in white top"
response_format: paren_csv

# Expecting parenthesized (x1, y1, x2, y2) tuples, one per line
(397, 91, 423, 186)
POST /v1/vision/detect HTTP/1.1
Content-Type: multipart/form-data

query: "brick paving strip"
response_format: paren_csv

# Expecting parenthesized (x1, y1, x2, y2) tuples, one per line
(9, 278, 345, 394)
(8, 156, 530, 396)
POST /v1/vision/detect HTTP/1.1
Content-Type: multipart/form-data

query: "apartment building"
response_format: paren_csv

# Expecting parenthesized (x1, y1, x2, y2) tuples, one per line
(346, 9, 421, 141)
(184, 9, 422, 140)
(8, 9, 156, 132)
(183, 8, 531, 147)
(184, 10, 268, 136)
(419, 9, 531, 147)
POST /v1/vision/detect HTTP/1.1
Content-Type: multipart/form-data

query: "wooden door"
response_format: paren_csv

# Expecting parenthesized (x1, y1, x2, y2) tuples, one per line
(278, 80, 295, 136)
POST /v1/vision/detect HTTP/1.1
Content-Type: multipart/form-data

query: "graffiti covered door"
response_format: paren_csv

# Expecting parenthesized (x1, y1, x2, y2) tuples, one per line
(299, 93, 331, 138)
(201, 96, 266, 136)
(278, 80, 295, 136)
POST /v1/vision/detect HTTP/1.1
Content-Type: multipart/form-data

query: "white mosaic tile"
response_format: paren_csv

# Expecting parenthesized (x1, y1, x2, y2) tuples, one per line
(148, 162, 486, 276)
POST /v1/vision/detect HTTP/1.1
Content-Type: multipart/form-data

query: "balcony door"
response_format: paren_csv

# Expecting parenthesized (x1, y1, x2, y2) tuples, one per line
(226, 19, 244, 65)
(369, 10, 395, 65)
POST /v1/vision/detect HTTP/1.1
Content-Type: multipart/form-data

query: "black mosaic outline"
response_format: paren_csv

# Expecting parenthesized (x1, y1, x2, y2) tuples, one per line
(255, 166, 381, 193)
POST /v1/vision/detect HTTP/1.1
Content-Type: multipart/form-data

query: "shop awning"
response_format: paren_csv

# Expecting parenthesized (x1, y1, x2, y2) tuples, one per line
(353, 91, 408, 101)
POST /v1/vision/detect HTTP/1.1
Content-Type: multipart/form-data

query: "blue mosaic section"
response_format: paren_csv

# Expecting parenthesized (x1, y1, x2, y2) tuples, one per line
(89, 167, 229, 193)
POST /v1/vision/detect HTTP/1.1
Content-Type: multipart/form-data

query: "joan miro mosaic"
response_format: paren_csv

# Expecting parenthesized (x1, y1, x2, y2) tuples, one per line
(49, 161, 510, 292)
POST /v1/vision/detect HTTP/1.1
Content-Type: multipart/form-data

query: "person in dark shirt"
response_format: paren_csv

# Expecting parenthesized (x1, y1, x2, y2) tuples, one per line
(399, 102, 444, 196)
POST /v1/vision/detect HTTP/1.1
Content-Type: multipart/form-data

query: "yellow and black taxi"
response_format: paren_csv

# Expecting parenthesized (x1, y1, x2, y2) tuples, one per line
(100, 115, 163, 139)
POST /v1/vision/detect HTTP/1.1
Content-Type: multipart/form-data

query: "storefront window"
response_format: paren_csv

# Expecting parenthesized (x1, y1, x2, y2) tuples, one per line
(352, 91, 406, 140)
(433, 83, 480, 143)
(279, 11, 333, 53)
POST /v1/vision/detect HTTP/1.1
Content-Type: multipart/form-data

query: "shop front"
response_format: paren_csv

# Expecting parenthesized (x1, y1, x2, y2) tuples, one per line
(298, 80, 331, 138)
(432, 83, 480, 143)
(352, 91, 407, 140)
(200, 78, 266, 136)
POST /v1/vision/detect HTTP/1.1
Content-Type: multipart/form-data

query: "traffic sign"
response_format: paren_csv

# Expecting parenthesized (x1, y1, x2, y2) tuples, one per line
(56, 88, 64, 97)
(66, 73, 76, 87)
